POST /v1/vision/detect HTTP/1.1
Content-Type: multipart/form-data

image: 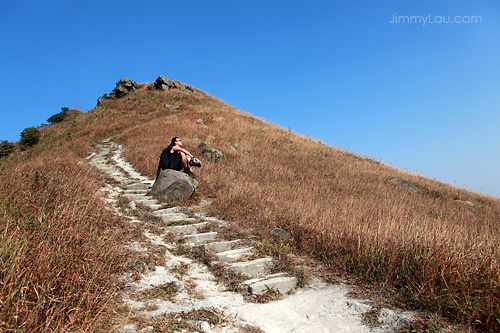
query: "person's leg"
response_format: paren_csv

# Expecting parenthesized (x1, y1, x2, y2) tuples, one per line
(179, 152, 196, 178)
(180, 152, 191, 172)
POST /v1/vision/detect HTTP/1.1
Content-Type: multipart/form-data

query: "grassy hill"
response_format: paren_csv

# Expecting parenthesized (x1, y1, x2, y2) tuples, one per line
(1, 79, 499, 332)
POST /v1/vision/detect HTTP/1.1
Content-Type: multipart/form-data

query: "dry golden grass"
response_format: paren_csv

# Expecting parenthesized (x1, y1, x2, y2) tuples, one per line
(1, 82, 499, 331)
(0, 120, 131, 331)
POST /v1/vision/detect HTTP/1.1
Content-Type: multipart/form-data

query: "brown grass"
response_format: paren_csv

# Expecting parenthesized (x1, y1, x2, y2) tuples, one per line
(1, 82, 499, 331)
(0, 152, 129, 331)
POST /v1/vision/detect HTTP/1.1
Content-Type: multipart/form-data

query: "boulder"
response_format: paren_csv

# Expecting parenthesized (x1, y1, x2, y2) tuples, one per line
(198, 142, 224, 161)
(271, 228, 291, 240)
(151, 169, 199, 201)
(116, 77, 137, 91)
(113, 84, 129, 98)
(155, 75, 173, 88)
(390, 178, 420, 193)
(97, 77, 138, 105)
(173, 80, 186, 90)
(97, 95, 108, 106)
(166, 104, 180, 113)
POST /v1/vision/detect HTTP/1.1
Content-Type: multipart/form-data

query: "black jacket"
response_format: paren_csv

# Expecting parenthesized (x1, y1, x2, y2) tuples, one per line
(156, 144, 175, 179)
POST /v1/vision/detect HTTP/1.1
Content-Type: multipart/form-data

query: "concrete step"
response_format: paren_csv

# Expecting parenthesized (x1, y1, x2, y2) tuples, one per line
(227, 257, 273, 278)
(153, 207, 191, 215)
(193, 239, 241, 252)
(127, 183, 150, 190)
(135, 199, 158, 206)
(97, 165, 116, 171)
(124, 189, 149, 195)
(108, 172, 124, 177)
(215, 247, 254, 263)
(166, 222, 209, 234)
(248, 276, 297, 295)
(156, 212, 196, 224)
(183, 232, 218, 245)
(123, 194, 152, 201)
(113, 176, 134, 184)
(239, 273, 286, 288)
(149, 204, 163, 210)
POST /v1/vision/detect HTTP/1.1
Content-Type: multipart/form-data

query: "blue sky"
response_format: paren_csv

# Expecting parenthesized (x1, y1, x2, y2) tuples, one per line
(1, 0, 499, 197)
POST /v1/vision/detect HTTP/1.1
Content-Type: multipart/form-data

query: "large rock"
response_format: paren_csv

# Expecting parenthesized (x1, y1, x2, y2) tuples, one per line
(97, 77, 138, 105)
(390, 178, 420, 193)
(198, 142, 224, 161)
(173, 80, 186, 90)
(155, 75, 173, 89)
(151, 75, 195, 92)
(151, 169, 199, 201)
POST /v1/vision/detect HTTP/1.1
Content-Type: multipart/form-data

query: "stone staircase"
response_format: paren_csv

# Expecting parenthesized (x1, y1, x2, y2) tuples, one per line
(87, 138, 415, 333)
(88, 138, 298, 296)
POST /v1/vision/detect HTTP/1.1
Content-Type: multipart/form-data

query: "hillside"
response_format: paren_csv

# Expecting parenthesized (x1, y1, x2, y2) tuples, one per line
(1, 77, 499, 332)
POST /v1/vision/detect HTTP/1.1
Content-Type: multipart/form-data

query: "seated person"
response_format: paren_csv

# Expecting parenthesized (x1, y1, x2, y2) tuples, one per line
(156, 137, 201, 180)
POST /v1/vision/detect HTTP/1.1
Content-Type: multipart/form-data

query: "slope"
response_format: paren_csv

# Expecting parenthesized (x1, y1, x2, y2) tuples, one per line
(1, 78, 499, 331)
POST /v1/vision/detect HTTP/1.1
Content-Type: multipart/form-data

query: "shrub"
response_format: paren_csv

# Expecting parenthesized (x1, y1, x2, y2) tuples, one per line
(0, 140, 14, 157)
(47, 107, 70, 124)
(19, 127, 41, 151)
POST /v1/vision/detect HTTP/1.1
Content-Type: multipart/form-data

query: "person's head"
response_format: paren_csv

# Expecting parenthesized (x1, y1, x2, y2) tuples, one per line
(171, 137, 182, 146)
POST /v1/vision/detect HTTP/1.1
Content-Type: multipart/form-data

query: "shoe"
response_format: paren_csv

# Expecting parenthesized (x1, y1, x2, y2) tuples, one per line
(189, 159, 201, 167)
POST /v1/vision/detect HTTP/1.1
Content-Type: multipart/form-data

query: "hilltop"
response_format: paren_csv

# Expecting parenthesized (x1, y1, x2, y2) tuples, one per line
(1, 77, 499, 332)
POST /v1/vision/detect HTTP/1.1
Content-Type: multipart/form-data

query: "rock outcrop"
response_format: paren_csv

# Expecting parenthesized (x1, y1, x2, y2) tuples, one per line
(390, 178, 420, 193)
(147, 75, 195, 92)
(97, 75, 198, 106)
(97, 77, 138, 105)
(198, 142, 224, 161)
(151, 169, 199, 201)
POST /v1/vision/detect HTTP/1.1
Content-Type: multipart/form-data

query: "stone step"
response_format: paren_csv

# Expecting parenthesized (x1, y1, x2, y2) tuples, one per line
(193, 239, 241, 252)
(96, 165, 116, 170)
(113, 177, 134, 185)
(124, 189, 149, 195)
(248, 276, 298, 295)
(166, 222, 209, 234)
(108, 172, 125, 177)
(239, 273, 286, 288)
(183, 232, 218, 245)
(215, 247, 254, 263)
(135, 199, 158, 206)
(153, 207, 191, 215)
(149, 204, 163, 210)
(227, 257, 273, 278)
(123, 194, 152, 201)
(127, 183, 150, 190)
(90, 161, 108, 166)
(156, 212, 196, 224)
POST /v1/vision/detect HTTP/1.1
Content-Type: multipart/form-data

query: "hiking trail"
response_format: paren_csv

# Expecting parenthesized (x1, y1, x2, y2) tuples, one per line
(87, 138, 415, 333)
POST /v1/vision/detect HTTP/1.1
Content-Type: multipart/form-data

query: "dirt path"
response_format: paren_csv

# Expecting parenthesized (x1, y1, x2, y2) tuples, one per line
(87, 138, 415, 333)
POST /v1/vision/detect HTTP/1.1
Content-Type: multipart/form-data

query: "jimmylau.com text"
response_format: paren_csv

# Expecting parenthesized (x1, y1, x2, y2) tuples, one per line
(390, 14, 482, 26)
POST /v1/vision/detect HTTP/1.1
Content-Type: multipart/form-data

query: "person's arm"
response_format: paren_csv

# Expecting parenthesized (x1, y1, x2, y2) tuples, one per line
(171, 145, 194, 158)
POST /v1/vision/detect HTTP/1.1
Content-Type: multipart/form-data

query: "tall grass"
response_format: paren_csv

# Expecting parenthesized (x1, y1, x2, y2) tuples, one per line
(0, 140, 128, 331)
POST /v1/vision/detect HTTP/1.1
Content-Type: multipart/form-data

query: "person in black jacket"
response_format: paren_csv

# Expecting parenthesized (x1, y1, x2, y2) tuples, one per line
(156, 137, 201, 179)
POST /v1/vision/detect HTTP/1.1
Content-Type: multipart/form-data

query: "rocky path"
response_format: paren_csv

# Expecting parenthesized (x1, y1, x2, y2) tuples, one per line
(87, 138, 415, 333)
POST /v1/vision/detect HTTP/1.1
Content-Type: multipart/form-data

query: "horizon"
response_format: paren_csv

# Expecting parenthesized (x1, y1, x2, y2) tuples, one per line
(0, 0, 499, 197)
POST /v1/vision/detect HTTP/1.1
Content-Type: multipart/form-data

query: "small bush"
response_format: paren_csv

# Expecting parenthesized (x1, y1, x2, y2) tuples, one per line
(19, 127, 41, 151)
(47, 107, 70, 124)
(0, 140, 14, 157)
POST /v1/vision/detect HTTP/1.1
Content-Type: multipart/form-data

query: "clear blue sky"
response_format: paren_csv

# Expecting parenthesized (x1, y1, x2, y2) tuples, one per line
(1, 0, 499, 197)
